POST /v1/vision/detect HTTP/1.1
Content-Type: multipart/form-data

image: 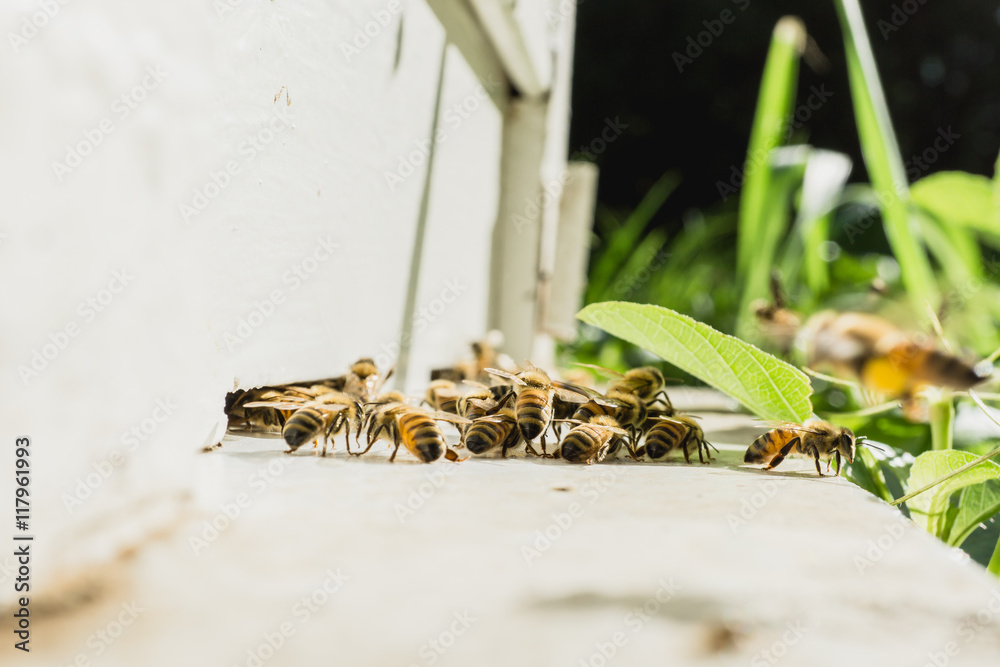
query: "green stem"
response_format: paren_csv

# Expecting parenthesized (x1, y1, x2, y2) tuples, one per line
(989, 536, 1000, 576)
(929, 391, 954, 451)
(891, 443, 1000, 507)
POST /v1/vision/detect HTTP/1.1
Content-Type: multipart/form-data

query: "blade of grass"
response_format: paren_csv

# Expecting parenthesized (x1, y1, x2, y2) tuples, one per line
(833, 0, 939, 310)
(736, 17, 805, 312)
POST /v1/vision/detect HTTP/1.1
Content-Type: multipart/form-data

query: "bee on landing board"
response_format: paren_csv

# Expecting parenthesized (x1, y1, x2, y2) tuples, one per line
(360, 393, 468, 463)
(744, 420, 872, 476)
(425, 379, 460, 415)
(558, 415, 628, 465)
(464, 407, 524, 457)
(576, 363, 675, 414)
(344, 358, 392, 402)
(243, 394, 361, 456)
(636, 414, 715, 464)
(485, 364, 591, 455)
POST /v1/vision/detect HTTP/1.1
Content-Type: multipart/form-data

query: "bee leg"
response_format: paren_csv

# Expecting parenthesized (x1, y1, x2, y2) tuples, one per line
(835, 451, 843, 476)
(633, 444, 646, 459)
(524, 442, 542, 457)
(388, 427, 403, 463)
(811, 446, 824, 476)
(764, 437, 799, 470)
(540, 433, 548, 455)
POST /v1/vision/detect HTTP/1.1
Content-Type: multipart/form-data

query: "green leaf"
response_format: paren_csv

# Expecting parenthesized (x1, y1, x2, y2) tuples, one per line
(912, 171, 1000, 236)
(845, 446, 894, 504)
(577, 302, 813, 422)
(949, 479, 1000, 547)
(905, 450, 1000, 539)
(834, 0, 939, 309)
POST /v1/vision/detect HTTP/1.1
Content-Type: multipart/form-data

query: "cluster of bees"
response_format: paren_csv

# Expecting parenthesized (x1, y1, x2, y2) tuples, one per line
(225, 346, 874, 476)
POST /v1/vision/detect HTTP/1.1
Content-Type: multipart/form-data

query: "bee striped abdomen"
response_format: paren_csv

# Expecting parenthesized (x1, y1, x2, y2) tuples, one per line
(282, 408, 325, 450)
(744, 429, 797, 463)
(561, 425, 600, 463)
(645, 421, 685, 459)
(517, 389, 551, 441)
(398, 411, 444, 463)
(921, 350, 982, 389)
(466, 419, 507, 455)
(571, 400, 614, 423)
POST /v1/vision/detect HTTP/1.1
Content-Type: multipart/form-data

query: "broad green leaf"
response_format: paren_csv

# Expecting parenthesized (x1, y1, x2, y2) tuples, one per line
(912, 171, 999, 236)
(949, 479, 1000, 547)
(577, 302, 813, 422)
(834, 0, 938, 309)
(905, 450, 1000, 539)
(845, 446, 894, 504)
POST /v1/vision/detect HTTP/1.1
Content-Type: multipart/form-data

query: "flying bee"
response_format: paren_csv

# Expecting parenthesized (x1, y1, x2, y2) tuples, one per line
(343, 357, 392, 402)
(636, 414, 715, 464)
(485, 364, 591, 454)
(360, 396, 468, 463)
(558, 415, 628, 465)
(425, 379, 460, 415)
(245, 392, 363, 455)
(464, 408, 524, 457)
(744, 419, 871, 476)
(802, 311, 986, 399)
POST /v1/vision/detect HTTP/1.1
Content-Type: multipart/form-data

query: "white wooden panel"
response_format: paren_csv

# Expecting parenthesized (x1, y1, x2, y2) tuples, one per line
(0, 0, 451, 606)
(402, 45, 504, 392)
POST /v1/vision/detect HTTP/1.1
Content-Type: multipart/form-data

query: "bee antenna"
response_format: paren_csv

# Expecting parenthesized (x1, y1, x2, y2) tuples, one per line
(856, 437, 886, 453)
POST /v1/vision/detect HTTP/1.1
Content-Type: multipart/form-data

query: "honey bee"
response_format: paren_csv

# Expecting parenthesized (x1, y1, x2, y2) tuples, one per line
(636, 414, 714, 464)
(802, 311, 985, 398)
(577, 363, 674, 412)
(360, 395, 468, 463)
(245, 391, 364, 455)
(558, 415, 628, 464)
(485, 364, 591, 454)
(226, 387, 294, 434)
(457, 382, 500, 422)
(744, 420, 861, 476)
(571, 389, 648, 446)
(344, 358, 391, 402)
(464, 408, 523, 457)
(430, 330, 518, 383)
(425, 379, 460, 415)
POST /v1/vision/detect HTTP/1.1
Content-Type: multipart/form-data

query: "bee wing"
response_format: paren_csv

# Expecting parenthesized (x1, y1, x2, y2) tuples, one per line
(552, 381, 596, 402)
(486, 368, 525, 385)
(573, 362, 626, 378)
(427, 411, 472, 425)
(473, 415, 512, 424)
(462, 380, 493, 391)
(242, 399, 308, 409)
(755, 420, 824, 435)
(590, 395, 628, 408)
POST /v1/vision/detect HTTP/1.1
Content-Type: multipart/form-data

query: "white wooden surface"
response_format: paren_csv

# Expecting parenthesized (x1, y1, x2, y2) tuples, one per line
(9, 403, 1000, 667)
(1, 0, 584, 609)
